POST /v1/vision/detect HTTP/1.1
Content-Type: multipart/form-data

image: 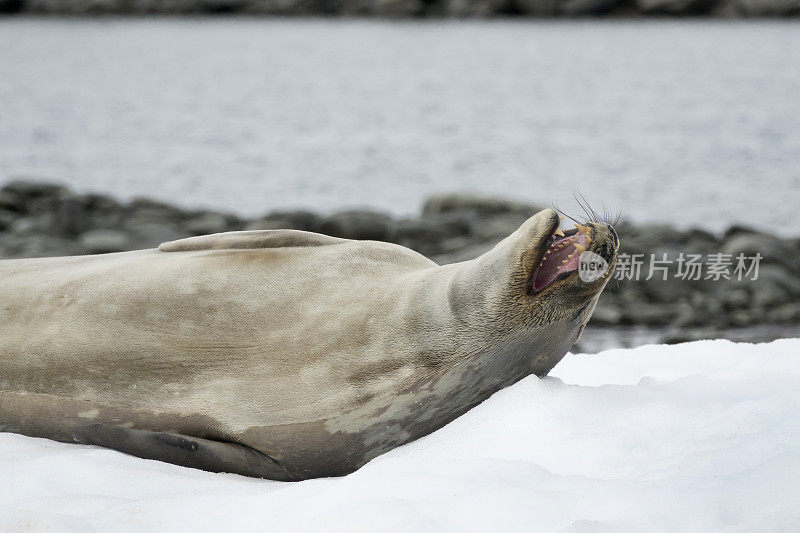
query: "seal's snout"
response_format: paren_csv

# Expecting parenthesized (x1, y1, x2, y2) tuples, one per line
(589, 223, 620, 266)
(595, 231, 617, 264)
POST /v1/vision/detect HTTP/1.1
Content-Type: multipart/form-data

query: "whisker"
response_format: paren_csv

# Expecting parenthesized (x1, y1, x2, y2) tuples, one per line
(555, 193, 622, 229)
(551, 201, 583, 226)
(573, 190, 591, 222)
(574, 189, 601, 224)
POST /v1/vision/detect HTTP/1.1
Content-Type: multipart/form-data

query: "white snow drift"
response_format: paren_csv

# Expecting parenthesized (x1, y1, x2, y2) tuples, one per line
(2, 338, 799, 532)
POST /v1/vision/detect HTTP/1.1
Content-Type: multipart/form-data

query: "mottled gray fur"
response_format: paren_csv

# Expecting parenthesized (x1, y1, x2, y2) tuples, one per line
(0, 209, 618, 479)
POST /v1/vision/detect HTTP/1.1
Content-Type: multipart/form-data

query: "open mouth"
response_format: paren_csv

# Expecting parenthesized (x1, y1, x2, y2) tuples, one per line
(531, 224, 593, 294)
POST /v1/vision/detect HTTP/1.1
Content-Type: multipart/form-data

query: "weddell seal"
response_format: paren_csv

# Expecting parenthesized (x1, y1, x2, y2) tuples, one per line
(0, 208, 618, 480)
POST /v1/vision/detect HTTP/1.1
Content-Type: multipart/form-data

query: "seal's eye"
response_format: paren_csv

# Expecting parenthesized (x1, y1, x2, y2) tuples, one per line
(573, 301, 591, 320)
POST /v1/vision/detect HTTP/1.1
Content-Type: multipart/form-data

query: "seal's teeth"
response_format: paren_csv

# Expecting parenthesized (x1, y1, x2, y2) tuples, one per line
(554, 228, 565, 237)
(574, 244, 587, 253)
(562, 258, 569, 264)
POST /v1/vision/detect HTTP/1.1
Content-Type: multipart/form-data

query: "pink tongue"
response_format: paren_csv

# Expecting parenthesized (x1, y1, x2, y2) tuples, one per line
(532, 234, 585, 292)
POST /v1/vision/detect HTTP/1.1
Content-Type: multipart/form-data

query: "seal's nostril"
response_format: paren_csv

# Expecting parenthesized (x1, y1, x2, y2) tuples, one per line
(598, 242, 615, 263)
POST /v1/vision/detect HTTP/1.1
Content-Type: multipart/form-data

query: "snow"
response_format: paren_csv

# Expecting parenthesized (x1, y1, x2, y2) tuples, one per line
(2, 339, 799, 532)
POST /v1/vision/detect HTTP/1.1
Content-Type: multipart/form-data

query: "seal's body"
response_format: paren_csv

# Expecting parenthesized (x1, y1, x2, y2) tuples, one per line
(0, 209, 618, 480)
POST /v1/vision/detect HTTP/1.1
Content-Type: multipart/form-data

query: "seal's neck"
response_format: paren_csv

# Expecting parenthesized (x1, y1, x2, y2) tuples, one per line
(397, 250, 589, 376)
(394, 256, 518, 362)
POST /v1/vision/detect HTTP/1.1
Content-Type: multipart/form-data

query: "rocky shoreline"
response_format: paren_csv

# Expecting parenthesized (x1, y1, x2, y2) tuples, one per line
(1, 179, 798, 349)
(1, 0, 798, 16)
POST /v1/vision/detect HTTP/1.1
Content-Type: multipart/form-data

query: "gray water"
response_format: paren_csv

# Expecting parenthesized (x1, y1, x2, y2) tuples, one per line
(1, 18, 799, 232)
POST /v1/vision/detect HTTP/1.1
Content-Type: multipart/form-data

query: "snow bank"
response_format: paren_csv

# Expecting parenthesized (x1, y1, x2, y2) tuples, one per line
(2, 339, 799, 532)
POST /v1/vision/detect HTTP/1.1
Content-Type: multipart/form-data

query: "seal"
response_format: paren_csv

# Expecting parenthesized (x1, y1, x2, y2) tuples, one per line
(0, 208, 618, 480)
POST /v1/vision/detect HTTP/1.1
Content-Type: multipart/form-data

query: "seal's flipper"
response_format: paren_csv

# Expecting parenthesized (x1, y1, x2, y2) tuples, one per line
(72, 424, 297, 480)
(159, 230, 348, 252)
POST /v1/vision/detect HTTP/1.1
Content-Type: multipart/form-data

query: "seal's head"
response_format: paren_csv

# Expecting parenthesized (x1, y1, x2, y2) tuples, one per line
(524, 208, 619, 321)
(452, 208, 619, 335)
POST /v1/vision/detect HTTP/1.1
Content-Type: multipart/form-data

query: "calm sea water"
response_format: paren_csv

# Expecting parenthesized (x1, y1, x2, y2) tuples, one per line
(1, 18, 799, 232)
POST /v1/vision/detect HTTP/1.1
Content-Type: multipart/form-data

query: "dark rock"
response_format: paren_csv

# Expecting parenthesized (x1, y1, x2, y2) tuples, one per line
(239, 0, 307, 13)
(0, 232, 81, 259)
(661, 331, 712, 345)
(726, 0, 800, 15)
(339, 0, 423, 14)
(244, 210, 321, 232)
(79, 229, 132, 254)
(512, 0, 559, 14)
(0, 190, 24, 213)
(444, 0, 506, 16)
(722, 225, 759, 240)
(125, 198, 189, 246)
(9, 215, 56, 235)
(638, 269, 696, 303)
(635, 0, 716, 14)
(620, 302, 676, 326)
(590, 303, 623, 325)
(728, 309, 757, 328)
(472, 212, 531, 243)
(0, 0, 25, 13)
(722, 231, 799, 271)
(127, 197, 185, 221)
(1, 195, 90, 239)
(201, 0, 247, 12)
(431, 241, 494, 265)
(8, 0, 800, 14)
(127, 0, 204, 12)
(371, 0, 423, 15)
(73, 193, 126, 231)
(319, 210, 392, 241)
(26, 0, 129, 13)
(184, 212, 232, 236)
(767, 303, 800, 324)
(622, 223, 689, 256)
(422, 193, 539, 219)
(0, 210, 18, 232)
(52, 194, 92, 238)
(1, 180, 67, 201)
(390, 214, 473, 257)
(720, 287, 750, 311)
(389, 218, 453, 256)
(673, 301, 705, 327)
(561, 0, 618, 14)
(127, 223, 189, 250)
(748, 265, 800, 307)
(683, 227, 720, 254)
